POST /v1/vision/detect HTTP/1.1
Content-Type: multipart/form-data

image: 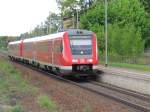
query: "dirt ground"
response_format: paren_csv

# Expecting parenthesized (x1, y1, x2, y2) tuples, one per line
(10, 61, 139, 112)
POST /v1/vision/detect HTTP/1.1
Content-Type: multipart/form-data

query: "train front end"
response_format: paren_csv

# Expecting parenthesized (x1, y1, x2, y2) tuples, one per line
(62, 29, 98, 74)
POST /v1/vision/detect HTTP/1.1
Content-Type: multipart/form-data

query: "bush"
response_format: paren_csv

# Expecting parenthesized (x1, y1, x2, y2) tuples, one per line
(80, 0, 147, 56)
(37, 95, 57, 111)
(108, 24, 144, 56)
(11, 105, 24, 112)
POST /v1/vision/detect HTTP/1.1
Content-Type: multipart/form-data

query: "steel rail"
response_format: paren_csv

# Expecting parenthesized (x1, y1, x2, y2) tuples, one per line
(98, 66, 150, 82)
(91, 81, 150, 102)
(14, 62, 150, 112)
(0, 51, 150, 112)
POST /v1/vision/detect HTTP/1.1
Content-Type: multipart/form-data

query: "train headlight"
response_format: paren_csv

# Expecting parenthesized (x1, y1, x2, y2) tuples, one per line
(72, 59, 78, 63)
(88, 59, 93, 62)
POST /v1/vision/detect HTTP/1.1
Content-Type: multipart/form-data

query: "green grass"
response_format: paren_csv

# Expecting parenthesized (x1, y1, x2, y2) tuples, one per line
(0, 59, 30, 94)
(11, 105, 24, 112)
(37, 95, 57, 111)
(83, 104, 93, 112)
(101, 61, 150, 72)
(0, 58, 38, 111)
(0, 58, 59, 111)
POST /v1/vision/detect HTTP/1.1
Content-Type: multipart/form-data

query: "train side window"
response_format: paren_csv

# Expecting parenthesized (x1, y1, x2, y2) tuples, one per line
(60, 41, 63, 53)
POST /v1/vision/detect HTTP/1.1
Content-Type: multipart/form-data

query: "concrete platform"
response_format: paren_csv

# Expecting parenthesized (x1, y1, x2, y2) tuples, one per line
(98, 65, 150, 95)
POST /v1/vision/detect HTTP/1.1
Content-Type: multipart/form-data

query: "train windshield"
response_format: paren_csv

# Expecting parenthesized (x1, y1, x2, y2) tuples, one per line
(70, 37, 92, 55)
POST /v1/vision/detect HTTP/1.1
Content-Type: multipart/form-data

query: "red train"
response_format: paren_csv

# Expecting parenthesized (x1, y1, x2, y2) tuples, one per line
(8, 29, 98, 75)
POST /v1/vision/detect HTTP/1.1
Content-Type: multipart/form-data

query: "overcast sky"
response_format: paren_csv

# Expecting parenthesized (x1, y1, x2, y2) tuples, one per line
(0, 0, 59, 36)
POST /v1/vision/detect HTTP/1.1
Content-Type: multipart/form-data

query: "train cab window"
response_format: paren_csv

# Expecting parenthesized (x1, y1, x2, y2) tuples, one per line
(70, 38, 92, 55)
(60, 41, 63, 53)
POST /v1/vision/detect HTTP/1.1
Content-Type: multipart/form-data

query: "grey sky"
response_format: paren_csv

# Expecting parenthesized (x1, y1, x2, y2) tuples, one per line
(0, 0, 59, 36)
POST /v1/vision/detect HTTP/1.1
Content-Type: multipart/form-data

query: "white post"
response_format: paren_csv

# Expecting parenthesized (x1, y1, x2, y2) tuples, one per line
(105, 0, 108, 67)
(47, 12, 51, 34)
(47, 26, 49, 34)
(50, 19, 51, 34)
(49, 12, 51, 34)
(73, 14, 75, 28)
(77, 10, 79, 29)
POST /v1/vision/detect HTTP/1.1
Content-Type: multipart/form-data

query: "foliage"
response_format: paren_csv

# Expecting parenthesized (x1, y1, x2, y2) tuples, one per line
(140, 0, 150, 13)
(56, 0, 95, 17)
(0, 58, 38, 107)
(37, 95, 57, 111)
(108, 24, 144, 56)
(80, 0, 147, 56)
(0, 36, 18, 50)
(81, 0, 147, 30)
(57, 0, 78, 17)
(90, 24, 105, 53)
(0, 57, 58, 112)
(0, 59, 30, 95)
(20, 13, 61, 39)
(14, 0, 150, 53)
(143, 14, 150, 48)
(11, 105, 24, 112)
(83, 104, 93, 112)
(0, 37, 7, 49)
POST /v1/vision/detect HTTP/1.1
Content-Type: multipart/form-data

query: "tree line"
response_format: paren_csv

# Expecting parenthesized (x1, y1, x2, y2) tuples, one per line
(19, 0, 95, 38)
(19, 13, 61, 39)
(20, 0, 150, 57)
(57, 0, 150, 56)
(0, 36, 18, 50)
(80, 0, 150, 56)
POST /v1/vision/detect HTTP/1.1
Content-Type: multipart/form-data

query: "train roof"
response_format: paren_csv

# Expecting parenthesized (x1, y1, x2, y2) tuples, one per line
(60, 29, 93, 36)
(8, 29, 94, 44)
(8, 40, 22, 45)
(23, 29, 94, 43)
(23, 32, 65, 43)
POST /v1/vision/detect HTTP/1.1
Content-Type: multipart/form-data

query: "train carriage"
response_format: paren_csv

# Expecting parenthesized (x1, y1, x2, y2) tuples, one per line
(8, 29, 98, 75)
(8, 40, 23, 60)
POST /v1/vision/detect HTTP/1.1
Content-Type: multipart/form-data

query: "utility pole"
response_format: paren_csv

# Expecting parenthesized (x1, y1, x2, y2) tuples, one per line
(47, 12, 51, 34)
(105, 0, 108, 67)
(73, 13, 75, 28)
(49, 14, 51, 34)
(77, 9, 79, 29)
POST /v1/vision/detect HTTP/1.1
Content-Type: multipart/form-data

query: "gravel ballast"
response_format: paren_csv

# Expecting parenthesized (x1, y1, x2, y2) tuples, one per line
(12, 62, 139, 112)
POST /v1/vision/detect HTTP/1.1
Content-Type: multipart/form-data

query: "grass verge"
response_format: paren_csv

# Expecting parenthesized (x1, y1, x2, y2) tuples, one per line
(0, 59, 30, 104)
(83, 104, 93, 112)
(0, 58, 58, 112)
(37, 95, 57, 111)
(11, 105, 24, 112)
(100, 61, 150, 72)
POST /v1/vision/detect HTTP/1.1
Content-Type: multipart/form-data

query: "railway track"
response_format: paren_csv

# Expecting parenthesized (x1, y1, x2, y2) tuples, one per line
(98, 66, 150, 81)
(0, 50, 8, 58)
(15, 62, 150, 112)
(0, 51, 150, 112)
(90, 81, 150, 112)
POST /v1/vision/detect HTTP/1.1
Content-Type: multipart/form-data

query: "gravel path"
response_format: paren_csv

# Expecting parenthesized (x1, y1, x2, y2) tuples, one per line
(13, 63, 139, 112)
(98, 65, 150, 76)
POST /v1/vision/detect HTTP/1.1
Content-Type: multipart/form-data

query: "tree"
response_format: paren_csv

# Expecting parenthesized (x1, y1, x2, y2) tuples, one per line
(80, 0, 146, 55)
(109, 24, 144, 56)
(56, 0, 79, 18)
(139, 0, 150, 49)
(20, 13, 61, 38)
(56, 0, 96, 18)
(0, 36, 18, 49)
(45, 13, 61, 33)
(140, 0, 150, 13)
